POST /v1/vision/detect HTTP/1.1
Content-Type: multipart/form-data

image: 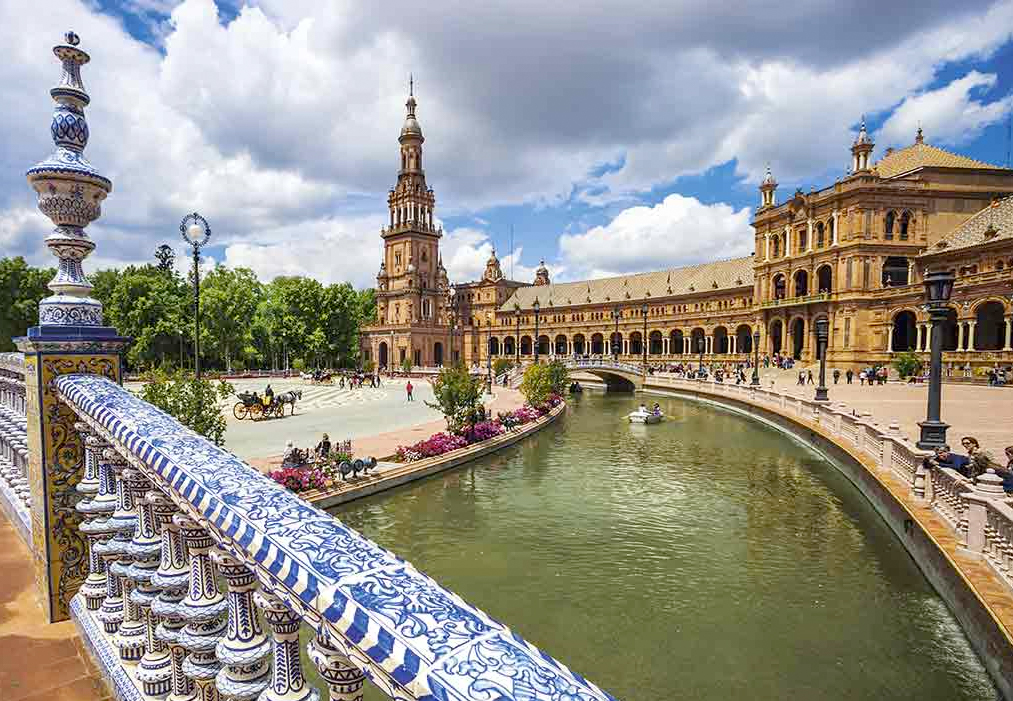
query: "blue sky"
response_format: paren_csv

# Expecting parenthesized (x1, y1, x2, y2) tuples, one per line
(2, 0, 1012, 287)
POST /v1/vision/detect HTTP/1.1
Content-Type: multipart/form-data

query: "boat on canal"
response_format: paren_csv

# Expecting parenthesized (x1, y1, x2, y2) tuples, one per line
(628, 404, 663, 424)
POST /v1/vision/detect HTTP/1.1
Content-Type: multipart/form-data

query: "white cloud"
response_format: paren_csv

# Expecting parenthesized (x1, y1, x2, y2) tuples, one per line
(440, 227, 539, 284)
(558, 194, 753, 278)
(877, 71, 1013, 149)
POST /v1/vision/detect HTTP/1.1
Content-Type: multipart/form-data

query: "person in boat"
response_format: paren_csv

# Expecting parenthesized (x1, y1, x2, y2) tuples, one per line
(652, 403, 661, 416)
(638, 403, 647, 414)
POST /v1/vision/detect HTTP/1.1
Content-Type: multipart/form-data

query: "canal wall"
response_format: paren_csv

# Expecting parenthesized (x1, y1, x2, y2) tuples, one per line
(306, 401, 566, 509)
(641, 378, 1013, 700)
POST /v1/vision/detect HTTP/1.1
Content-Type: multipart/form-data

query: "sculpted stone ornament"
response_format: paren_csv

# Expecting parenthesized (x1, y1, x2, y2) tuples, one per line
(26, 32, 112, 328)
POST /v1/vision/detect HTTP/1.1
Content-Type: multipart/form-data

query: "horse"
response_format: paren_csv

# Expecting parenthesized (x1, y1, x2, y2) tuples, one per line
(275, 389, 302, 415)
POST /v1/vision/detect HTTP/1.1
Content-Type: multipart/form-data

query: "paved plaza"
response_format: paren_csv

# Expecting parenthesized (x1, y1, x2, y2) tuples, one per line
(199, 377, 527, 469)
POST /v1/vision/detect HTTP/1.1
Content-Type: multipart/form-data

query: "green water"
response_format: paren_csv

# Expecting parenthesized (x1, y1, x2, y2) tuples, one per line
(325, 391, 996, 700)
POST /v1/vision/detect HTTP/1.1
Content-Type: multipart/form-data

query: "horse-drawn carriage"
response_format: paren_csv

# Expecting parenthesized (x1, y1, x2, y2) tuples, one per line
(233, 389, 301, 421)
(300, 370, 334, 385)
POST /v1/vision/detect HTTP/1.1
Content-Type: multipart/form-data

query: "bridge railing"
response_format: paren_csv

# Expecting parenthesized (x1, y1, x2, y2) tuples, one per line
(0, 352, 30, 539)
(645, 376, 1013, 595)
(54, 373, 617, 701)
(565, 358, 645, 375)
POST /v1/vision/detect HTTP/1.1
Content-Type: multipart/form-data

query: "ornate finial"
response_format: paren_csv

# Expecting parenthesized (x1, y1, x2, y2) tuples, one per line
(26, 32, 111, 327)
(409, 73, 414, 97)
(916, 123, 924, 144)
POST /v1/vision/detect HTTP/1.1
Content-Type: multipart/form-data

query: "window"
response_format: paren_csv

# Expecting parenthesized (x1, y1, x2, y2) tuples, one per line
(899, 211, 911, 241)
(844, 318, 851, 348)
(798, 230, 807, 252)
(885, 211, 895, 240)
(816, 222, 825, 248)
(772, 236, 780, 257)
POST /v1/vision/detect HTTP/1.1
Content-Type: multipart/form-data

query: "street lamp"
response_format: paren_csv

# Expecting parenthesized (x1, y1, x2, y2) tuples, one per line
(697, 336, 705, 378)
(514, 304, 521, 365)
(641, 302, 649, 374)
(447, 287, 457, 366)
(533, 299, 541, 363)
(751, 330, 761, 385)
(180, 213, 211, 380)
(814, 317, 829, 402)
(917, 269, 955, 450)
(611, 307, 621, 361)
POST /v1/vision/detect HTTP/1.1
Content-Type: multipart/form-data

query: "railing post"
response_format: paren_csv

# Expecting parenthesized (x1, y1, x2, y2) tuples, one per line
(256, 589, 319, 701)
(212, 550, 272, 701)
(965, 471, 1006, 554)
(132, 483, 172, 695)
(93, 450, 133, 634)
(308, 631, 366, 701)
(149, 493, 195, 701)
(75, 427, 113, 610)
(114, 466, 152, 662)
(176, 514, 228, 701)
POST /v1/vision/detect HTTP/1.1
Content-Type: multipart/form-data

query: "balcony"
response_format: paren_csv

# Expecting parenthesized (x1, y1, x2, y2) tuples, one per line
(761, 292, 831, 309)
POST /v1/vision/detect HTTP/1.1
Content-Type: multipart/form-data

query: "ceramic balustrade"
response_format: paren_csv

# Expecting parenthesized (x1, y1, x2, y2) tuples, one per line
(929, 467, 971, 544)
(985, 498, 1013, 590)
(54, 373, 617, 701)
(0, 402, 31, 525)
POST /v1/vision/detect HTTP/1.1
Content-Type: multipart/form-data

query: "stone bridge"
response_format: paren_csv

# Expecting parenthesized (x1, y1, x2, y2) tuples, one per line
(563, 358, 645, 391)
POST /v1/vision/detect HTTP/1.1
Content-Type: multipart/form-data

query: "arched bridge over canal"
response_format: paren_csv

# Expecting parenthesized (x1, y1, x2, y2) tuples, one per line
(563, 358, 645, 391)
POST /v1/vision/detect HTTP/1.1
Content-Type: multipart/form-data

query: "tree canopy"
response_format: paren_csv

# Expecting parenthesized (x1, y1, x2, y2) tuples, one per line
(0, 256, 376, 371)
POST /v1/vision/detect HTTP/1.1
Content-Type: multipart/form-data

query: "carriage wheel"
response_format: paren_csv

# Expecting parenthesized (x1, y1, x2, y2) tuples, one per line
(249, 404, 263, 421)
(232, 402, 248, 421)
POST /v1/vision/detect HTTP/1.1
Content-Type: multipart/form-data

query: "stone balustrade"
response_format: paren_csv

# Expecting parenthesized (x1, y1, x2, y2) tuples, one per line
(54, 373, 617, 701)
(0, 353, 31, 540)
(644, 375, 1013, 601)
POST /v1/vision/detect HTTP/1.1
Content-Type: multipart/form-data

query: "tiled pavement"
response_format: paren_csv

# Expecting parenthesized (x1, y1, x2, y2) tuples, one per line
(0, 517, 109, 701)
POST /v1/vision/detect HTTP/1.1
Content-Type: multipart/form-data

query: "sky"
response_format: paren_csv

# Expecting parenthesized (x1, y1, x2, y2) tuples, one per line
(2, 0, 1013, 289)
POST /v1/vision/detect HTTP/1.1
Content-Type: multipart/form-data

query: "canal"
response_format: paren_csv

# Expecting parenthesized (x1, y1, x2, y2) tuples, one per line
(327, 390, 996, 699)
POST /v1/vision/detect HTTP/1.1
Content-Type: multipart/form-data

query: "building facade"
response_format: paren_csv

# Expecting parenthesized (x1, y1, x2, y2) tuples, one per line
(363, 106, 1013, 375)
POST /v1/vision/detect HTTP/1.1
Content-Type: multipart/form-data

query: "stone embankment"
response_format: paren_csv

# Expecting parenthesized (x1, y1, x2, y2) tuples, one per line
(304, 401, 566, 509)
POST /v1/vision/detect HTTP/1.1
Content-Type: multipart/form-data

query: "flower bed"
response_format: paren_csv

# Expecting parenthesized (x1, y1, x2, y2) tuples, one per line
(268, 449, 354, 493)
(395, 395, 563, 464)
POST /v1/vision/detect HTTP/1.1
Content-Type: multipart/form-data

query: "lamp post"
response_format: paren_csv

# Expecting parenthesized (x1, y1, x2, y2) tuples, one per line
(514, 304, 521, 365)
(814, 317, 829, 402)
(485, 312, 493, 394)
(751, 330, 761, 385)
(533, 299, 541, 364)
(612, 307, 621, 362)
(917, 270, 955, 450)
(641, 302, 649, 375)
(697, 336, 705, 378)
(180, 213, 211, 380)
(447, 288, 457, 366)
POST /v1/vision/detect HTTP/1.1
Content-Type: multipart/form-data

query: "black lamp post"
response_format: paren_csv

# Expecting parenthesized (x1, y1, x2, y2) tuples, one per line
(533, 299, 541, 364)
(814, 317, 829, 402)
(180, 213, 211, 380)
(514, 304, 521, 365)
(641, 302, 649, 374)
(751, 330, 761, 385)
(917, 269, 955, 450)
(697, 336, 705, 378)
(612, 307, 621, 361)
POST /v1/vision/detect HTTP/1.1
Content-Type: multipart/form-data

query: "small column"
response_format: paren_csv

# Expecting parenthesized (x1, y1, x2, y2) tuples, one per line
(115, 466, 153, 663)
(730, 336, 736, 354)
(149, 493, 194, 701)
(308, 631, 366, 701)
(176, 514, 228, 701)
(131, 485, 172, 695)
(93, 450, 134, 634)
(1004, 318, 1012, 351)
(212, 550, 271, 701)
(886, 325, 894, 353)
(964, 470, 1006, 554)
(256, 589, 319, 701)
(76, 430, 115, 610)
(957, 322, 965, 352)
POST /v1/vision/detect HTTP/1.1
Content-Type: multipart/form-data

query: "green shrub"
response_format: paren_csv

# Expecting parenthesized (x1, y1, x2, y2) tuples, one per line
(892, 351, 922, 378)
(546, 359, 569, 395)
(426, 364, 483, 433)
(493, 358, 514, 376)
(401, 356, 413, 373)
(138, 369, 233, 446)
(520, 363, 553, 407)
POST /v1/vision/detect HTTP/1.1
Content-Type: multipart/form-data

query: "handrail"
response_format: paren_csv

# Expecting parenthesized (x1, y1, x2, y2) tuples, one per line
(55, 374, 616, 701)
(565, 358, 645, 375)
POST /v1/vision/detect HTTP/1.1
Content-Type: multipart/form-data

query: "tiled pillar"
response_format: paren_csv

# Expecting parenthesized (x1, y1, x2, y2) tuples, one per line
(308, 631, 365, 701)
(256, 590, 318, 701)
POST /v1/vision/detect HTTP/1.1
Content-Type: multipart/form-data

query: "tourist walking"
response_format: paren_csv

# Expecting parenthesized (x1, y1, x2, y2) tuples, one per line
(846, 368, 853, 384)
(806, 369, 814, 385)
(859, 370, 866, 386)
(833, 368, 841, 384)
(406, 380, 414, 401)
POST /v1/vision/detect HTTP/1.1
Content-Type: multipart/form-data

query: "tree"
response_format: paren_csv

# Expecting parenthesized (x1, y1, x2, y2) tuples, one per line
(103, 265, 188, 370)
(0, 257, 53, 350)
(400, 356, 413, 373)
(546, 359, 570, 395)
(493, 358, 514, 377)
(426, 364, 483, 434)
(200, 266, 262, 372)
(519, 363, 553, 408)
(138, 369, 233, 446)
(892, 351, 922, 379)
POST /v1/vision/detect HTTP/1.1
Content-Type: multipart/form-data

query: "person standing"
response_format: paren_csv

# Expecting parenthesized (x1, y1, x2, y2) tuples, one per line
(846, 368, 853, 384)
(833, 368, 841, 385)
(406, 380, 414, 402)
